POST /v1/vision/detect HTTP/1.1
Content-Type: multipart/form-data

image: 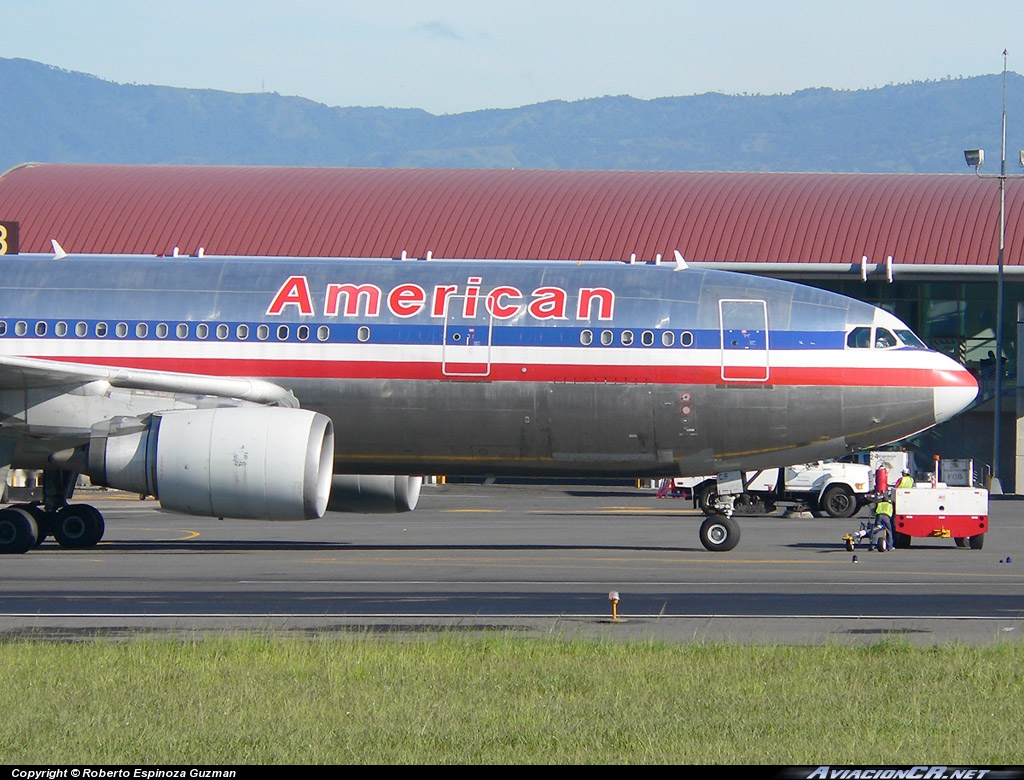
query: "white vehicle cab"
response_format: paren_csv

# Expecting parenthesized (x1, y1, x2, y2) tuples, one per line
(666, 459, 876, 518)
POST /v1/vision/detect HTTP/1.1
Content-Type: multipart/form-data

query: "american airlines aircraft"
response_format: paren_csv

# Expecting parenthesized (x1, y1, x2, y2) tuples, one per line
(0, 252, 977, 554)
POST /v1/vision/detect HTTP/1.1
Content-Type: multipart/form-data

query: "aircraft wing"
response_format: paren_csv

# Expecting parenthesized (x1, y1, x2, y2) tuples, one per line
(0, 355, 334, 531)
(0, 355, 298, 407)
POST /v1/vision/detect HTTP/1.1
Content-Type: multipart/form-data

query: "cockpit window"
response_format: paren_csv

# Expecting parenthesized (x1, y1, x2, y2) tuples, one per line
(847, 325, 917, 350)
(895, 329, 926, 349)
(846, 326, 871, 349)
(874, 328, 897, 349)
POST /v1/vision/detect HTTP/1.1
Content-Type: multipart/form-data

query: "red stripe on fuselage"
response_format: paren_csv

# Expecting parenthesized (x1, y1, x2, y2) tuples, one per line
(39, 355, 977, 388)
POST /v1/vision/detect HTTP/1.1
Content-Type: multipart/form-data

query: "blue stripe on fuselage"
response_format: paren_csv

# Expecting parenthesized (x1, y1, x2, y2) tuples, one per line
(0, 317, 851, 350)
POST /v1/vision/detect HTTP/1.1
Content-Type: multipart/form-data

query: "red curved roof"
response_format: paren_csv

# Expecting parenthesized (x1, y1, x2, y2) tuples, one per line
(0, 163, 1020, 266)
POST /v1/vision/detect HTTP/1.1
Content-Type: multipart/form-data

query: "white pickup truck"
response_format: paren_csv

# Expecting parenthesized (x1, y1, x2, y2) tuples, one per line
(663, 460, 878, 518)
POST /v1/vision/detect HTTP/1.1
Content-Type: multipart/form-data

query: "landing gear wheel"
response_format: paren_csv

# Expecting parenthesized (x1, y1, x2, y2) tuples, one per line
(699, 514, 741, 552)
(729, 493, 767, 515)
(0, 507, 40, 554)
(697, 483, 720, 515)
(968, 533, 985, 550)
(894, 532, 911, 549)
(822, 485, 858, 518)
(53, 505, 105, 548)
(15, 504, 50, 546)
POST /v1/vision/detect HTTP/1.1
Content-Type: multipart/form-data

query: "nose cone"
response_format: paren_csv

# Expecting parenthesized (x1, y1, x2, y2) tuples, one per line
(933, 359, 979, 424)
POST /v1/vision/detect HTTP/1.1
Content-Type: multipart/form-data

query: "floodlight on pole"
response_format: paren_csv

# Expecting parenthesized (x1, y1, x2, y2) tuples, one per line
(962, 49, 1024, 494)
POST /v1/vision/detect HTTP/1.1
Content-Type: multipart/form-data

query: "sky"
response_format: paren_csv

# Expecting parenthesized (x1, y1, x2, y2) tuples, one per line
(4, 1, 1024, 115)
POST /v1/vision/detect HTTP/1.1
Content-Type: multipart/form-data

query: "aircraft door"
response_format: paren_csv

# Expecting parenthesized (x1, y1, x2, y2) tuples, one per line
(720, 299, 769, 382)
(442, 294, 493, 377)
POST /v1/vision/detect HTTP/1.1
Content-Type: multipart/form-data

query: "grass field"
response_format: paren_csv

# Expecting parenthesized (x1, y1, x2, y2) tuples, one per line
(2, 635, 1021, 764)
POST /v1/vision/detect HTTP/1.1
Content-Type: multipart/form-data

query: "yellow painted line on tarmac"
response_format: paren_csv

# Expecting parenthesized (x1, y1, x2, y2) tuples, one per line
(440, 507, 694, 515)
(533, 508, 703, 516)
(79, 491, 153, 502)
(91, 528, 202, 543)
(297, 553, 822, 567)
(147, 528, 202, 540)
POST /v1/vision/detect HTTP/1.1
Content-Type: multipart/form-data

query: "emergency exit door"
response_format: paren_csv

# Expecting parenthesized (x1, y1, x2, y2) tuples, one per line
(719, 299, 769, 382)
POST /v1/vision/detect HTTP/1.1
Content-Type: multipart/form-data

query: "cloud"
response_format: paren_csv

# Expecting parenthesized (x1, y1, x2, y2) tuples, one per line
(412, 20, 463, 41)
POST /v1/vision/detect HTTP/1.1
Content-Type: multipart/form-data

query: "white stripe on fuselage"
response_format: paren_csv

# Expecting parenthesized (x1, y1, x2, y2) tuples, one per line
(0, 337, 935, 365)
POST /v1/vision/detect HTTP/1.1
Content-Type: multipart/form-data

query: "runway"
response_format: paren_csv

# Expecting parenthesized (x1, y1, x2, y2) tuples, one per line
(1, 483, 1022, 644)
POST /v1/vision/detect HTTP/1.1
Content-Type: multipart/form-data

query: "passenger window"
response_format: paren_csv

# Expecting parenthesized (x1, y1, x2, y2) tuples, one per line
(580, 329, 593, 345)
(176, 323, 189, 339)
(662, 331, 675, 347)
(641, 330, 654, 346)
(679, 331, 694, 347)
(115, 322, 128, 338)
(317, 326, 330, 342)
(846, 327, 871, 349)
(135, 323, 148, 338)
(196, 323, 209, 340)
(257, 324, 270, 341)
(216, 324, 229, 340)
(34, 321, 47, 337)
(95, 322, 108, 338)
(357, 326, 370, 343)
(55, 321, 68, 337)
(277, 325, 289, 341)
(156, 323, 168, 339)
(75, 322, 88, 337)
(297, 325, 310, 341)
(621, 331, 634, 346)
(236, 324, 249, 340)
(600, 330, 613, 345)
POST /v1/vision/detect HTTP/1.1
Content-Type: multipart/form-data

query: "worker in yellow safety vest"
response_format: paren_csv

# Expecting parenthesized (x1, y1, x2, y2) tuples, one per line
(896, 470, 914, 489)
(874, 497, 895, 551)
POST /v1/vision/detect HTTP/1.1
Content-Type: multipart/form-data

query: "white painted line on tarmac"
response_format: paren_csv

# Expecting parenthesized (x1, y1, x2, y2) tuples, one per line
(0, 611, 1021, 621)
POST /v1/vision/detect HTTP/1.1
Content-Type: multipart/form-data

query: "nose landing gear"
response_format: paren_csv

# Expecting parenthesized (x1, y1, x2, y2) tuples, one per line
(699, 493, 742, 552)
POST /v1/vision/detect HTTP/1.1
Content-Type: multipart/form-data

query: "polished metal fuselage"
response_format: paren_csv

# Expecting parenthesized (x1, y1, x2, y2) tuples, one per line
(0, 255, 971, 477)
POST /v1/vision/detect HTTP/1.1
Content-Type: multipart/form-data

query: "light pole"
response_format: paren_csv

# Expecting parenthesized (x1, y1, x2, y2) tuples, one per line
(964, 50, 1024, 494)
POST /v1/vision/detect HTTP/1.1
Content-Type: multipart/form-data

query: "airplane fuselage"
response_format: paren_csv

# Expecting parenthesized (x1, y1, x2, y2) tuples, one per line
(0, 255, 976, 478)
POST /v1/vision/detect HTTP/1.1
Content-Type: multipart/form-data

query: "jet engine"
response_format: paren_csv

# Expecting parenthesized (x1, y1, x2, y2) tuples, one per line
(327, 474, 422, 513)
(87, 407, 334, 520)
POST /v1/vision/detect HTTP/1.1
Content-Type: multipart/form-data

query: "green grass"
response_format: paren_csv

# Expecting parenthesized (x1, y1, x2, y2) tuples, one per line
(2, 635, 1022, 764)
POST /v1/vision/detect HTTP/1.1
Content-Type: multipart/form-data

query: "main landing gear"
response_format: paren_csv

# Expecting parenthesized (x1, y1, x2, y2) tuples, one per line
(0, 471, 106, 554)
(699, 493, 742, 552)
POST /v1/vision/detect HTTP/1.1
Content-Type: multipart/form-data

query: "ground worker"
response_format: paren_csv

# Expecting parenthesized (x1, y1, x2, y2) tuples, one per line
(874, 496, 895, 551)
(896, 469, 914, 489)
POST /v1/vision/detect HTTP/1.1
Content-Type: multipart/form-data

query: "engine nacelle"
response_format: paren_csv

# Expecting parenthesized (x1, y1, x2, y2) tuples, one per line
(88, 407, 334, 520)
(328, 474, 422, 513)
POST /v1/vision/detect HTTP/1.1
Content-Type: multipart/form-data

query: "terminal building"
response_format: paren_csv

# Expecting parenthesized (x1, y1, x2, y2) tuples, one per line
(0, 163, 1019, 489)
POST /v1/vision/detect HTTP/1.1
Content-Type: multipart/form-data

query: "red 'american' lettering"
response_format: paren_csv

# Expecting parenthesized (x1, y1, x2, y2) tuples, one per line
(266, 276, 615, 321)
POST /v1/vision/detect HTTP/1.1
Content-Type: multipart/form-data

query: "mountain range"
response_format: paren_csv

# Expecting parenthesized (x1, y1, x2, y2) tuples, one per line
(2, 57, 1023, 174)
